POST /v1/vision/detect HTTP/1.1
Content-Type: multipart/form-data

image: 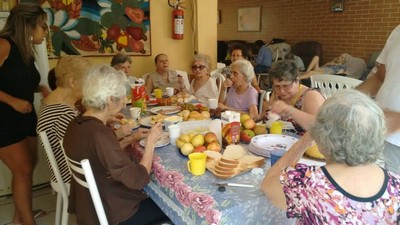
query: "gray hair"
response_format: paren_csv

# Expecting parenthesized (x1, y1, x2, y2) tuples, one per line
(230, 59, 255, 83)
(192, 53, 211, 71)
(310, 89, 386, 166)
(82, 65, 127, 111)
(111, 53, 132, 67)
(269, 60, 299, 82)
(55, 55, 91, 87)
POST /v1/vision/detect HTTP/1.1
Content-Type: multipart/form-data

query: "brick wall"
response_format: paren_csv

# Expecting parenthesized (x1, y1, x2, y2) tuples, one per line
(218, 0, 400, 63)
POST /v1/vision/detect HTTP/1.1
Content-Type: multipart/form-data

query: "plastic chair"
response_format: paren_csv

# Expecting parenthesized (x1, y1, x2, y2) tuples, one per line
(175, 69, 191, 91)
(211, 72, 226, 100)
(39, 131, 70, 225)
(217, 62, 226, 69)
(60, 140, 109, 225)
(310, 74, 363, 99)
(258, 90, 272, 114)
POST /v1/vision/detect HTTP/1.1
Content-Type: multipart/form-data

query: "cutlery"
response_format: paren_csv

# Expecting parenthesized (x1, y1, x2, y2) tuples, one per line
(213, 182, 254, 188)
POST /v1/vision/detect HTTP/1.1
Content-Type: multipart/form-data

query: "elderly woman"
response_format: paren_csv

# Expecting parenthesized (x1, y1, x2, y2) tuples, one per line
(63, 65, 170, 225)
(258, 60, 325, 135)
(188, 54, 219, 104)
(218, 59, 259, 119)
(300, 53, 350, 80)
(111, 53, 135, 96)
(262, 89, 400, 224)
(145, 53, 186, 96)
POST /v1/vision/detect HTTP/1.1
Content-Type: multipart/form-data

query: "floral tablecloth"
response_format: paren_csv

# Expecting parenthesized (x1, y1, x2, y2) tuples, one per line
(130, 143, 295, 225)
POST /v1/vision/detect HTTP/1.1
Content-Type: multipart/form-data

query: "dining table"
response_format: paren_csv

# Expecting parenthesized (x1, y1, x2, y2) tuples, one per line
(122, 104, 299, 225)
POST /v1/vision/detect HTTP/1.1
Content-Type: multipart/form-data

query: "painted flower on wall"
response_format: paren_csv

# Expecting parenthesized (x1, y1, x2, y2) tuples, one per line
(41, 0, 151, 57)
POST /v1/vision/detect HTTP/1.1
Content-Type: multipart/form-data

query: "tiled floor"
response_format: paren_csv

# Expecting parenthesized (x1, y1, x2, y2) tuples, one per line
(0, 184, 76, 225)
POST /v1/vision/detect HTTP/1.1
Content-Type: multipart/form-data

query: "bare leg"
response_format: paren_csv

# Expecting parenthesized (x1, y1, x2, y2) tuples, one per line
(305, 56, 321, 72)
(0, 137, 37, 225)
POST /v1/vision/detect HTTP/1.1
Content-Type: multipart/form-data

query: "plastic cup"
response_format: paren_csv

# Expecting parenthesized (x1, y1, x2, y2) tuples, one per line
(270, 121, 283, 134)
(270, 149, 286, 167)
(187, 152, 207, 175)
(208, 98, 218, 109)
(129, 107, 141, 120)
(154, 89, 163, 99)
(168, 124, 181, 139)
(166, 87, 174, 97)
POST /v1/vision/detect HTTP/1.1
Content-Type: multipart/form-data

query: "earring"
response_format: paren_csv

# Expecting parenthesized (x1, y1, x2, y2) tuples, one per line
(29, 36, 33, 42)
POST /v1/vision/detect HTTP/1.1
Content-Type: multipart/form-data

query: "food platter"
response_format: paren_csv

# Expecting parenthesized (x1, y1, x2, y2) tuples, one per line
(150, 106, 181, 115)
(248, 134, 298, 157)
(139, 116, 160, 127)
(139, 132, 170, 148)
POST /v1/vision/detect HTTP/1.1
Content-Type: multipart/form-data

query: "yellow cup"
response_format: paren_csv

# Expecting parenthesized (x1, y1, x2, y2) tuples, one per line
(187, 152, 207, 176)
(270, 121, 283, 134)
(154, 89, 163, 99)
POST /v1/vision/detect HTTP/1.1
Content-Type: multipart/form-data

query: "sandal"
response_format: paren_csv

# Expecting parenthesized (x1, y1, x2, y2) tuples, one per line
(33, 209, 48, 219)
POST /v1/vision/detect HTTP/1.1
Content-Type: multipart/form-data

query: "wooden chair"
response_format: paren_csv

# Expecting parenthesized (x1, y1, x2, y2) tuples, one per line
(310, 74, 363, 99)
(60, 140, 109, 225)
(39, 131, 70, 225)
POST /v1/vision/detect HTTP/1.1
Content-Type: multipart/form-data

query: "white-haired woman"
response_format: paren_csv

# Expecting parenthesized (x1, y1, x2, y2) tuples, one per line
(188, 53, 219, 104)
(262, 89, 400, 224)
(219, 59, 259, 119)
(63, 65, 170, 225)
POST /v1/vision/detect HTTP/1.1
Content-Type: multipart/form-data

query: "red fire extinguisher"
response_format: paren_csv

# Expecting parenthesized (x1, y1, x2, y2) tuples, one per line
(172, 8, 184, 39)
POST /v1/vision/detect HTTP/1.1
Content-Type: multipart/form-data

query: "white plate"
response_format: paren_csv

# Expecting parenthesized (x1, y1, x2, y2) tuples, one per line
(139, 132, 170, 148)
(249, 134, 298, 157)
(150, 106, 181, 115)
(139, 116, 160, 127)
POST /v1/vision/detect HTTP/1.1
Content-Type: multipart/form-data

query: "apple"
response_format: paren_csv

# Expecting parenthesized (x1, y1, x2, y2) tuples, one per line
(191, 134, 205, 147)
(204, 132, 218, 144)
(180, 143, 194, 156)
(242, 118, 256, 130)
(207, 141, 222, 152)
(178, 134, 191, 143)
(176, 139, 185, 148)
(240, 129, 255, 144)
(253, 125, 267, 135)
(193, 145, 206, 153)
(240, 113, 251, 124)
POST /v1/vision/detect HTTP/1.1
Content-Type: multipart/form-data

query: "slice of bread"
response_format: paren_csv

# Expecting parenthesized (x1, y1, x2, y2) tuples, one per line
(238, 155, 265, 168)
(223, 145, 245, 160)
(204, 150, 223, 161)
(219, 157, 240, 166)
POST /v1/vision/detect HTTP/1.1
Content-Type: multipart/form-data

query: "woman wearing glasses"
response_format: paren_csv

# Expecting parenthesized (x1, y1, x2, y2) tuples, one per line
(188, 54, 219, 104)
(145, 53, 186, 96)
(258, 60, 325, 135)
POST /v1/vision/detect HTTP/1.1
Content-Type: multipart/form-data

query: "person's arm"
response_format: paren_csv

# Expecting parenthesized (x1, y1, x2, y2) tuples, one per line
(119, 128, 149, 149)
(145, 75, 154, 96)
(261, 132, 314, 209)
(384, 110, 400, 134)
(140, 123, 162, 173)
(0, 38, 10, 67)
(356, 64, 386, 96)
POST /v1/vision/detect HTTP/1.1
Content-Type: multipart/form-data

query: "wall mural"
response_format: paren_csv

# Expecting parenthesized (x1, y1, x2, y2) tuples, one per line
(40, 0, 150, 57)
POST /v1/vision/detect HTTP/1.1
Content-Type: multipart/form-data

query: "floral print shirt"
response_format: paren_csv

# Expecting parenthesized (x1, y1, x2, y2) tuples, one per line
(280, 163, 400, 225)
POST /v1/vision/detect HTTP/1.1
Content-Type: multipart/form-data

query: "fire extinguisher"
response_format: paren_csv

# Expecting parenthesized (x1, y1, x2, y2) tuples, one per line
(172, 8, 184, 39)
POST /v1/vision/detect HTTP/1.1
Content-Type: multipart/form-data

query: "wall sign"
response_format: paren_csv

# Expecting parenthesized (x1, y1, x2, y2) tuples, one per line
(238, 6, 261, 32)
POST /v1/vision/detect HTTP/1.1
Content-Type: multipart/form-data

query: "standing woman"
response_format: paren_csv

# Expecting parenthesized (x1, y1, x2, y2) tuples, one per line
(0, 4, 49, 225)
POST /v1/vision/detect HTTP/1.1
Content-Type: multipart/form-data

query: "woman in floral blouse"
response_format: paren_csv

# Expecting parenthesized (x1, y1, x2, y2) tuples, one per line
(262, 89, 400, 224)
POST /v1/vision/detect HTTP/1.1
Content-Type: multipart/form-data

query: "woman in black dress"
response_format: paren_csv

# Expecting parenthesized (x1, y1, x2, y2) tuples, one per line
(0, 4, 48, 225)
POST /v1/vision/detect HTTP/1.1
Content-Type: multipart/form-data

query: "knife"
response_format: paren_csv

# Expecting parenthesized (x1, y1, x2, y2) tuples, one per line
(213, 182, 254, 188)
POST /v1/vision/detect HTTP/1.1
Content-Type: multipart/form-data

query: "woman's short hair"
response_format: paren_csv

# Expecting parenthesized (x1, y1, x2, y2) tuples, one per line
(82, 65, 127, 111)
(230, 59, 255, 83)
(111, 53, 132, 67)
(269, 60, 299, 82)
(229, 44, 249, 59)
(55, 55, 91, 88)
(192, 53, 211, 71)
(310, 89, 386, 166)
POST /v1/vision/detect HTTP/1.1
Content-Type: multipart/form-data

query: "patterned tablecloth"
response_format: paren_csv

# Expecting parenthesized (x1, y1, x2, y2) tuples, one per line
(129, 142, 295, 225)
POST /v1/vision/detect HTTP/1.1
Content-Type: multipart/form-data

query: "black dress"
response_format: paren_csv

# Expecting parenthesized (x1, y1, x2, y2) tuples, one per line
(0, 37, 40, 147)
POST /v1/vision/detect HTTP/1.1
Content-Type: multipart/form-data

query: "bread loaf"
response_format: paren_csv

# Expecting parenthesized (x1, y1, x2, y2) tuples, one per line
(223, 145, 245, 160)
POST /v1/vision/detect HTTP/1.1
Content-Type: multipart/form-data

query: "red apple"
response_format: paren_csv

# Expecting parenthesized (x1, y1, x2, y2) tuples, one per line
(240, 129, 255, 144)
(242, 118, 256, 130)
(207, 141, 222, 152)
(193, 145, 206, 153)
(204, 132, 218, 144)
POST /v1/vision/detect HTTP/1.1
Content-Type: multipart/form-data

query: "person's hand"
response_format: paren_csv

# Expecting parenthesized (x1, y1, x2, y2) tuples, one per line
(11, 98, 32, 114)
(146, 123, 163, 146)
(223, 78, 233, 88)
(114, 123, 133, 139)
(132, 128, 149, 142)
(107, 113, 125, 126)
(218, 103, 228, 111)
(270, 100, 292, 115)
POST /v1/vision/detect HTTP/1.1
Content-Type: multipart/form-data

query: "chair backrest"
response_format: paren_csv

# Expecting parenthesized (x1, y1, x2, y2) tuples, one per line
(258, 90, 272, 114)
(175, 70, 191, 91)
(141, 72, 151, 83)
(217, 62, 226, 69)
(39, 131, 69, 216)
(211, 72, 226, 99)
(310, 74, 363, 99)
(60, 140, 109, 225)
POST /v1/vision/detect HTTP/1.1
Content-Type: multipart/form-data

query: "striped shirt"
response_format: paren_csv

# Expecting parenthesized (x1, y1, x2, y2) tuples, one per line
(37, 104, 78, 183)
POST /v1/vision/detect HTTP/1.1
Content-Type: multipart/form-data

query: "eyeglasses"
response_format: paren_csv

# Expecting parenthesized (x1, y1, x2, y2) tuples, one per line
(191, 65, 206, 71)
(272, 80, 297, 90)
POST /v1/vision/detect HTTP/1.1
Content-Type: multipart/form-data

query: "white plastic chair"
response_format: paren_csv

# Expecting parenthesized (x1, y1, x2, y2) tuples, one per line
(217, 62, 226, 69)
(310, 74, 363, 99)
(60, 140, 109, 225)
(175, 69, 191, 91)
(258, 90, 272, 114)
(39, 132, 69, 225)
(211, 72, 226, 100)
